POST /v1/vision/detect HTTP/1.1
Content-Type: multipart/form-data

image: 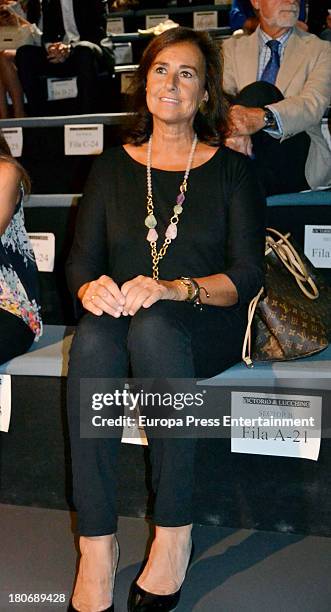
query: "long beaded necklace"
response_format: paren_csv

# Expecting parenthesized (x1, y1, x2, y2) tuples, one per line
(144, 133, 198, 280)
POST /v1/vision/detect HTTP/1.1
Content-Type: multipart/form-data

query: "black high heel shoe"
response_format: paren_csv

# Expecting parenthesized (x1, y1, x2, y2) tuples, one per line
(68, 536, 119, 612)
(127, 543, 194, 612)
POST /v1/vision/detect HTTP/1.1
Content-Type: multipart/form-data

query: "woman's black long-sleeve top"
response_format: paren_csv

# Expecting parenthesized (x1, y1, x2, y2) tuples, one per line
(66, 145, 266, 307)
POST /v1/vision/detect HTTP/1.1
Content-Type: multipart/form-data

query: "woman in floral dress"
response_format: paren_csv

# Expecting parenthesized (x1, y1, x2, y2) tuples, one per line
(0, 131, 42, 364)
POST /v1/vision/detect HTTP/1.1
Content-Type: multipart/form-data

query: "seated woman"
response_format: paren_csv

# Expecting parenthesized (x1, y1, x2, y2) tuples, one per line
(0, 131, 42, 364)
(0, 0, 40, 118)
(66, 26, 265, 612)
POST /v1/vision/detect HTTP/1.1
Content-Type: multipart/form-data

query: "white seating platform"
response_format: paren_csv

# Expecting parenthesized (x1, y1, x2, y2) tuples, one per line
(0, 325, 74, 377)
(203, 345, 331, 391)
(1, 325, 331, 389)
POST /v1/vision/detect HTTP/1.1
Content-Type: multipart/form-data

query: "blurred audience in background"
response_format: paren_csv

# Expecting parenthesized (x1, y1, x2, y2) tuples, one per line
(15, 0, 114, 116)
(230, 0, 331, 38)
(0, 0, 328, 118)
(110, 1, 176, 9)
(223, 0, 331, 195)
(307, 0, 331, 41)
(230, 0, 305, 32)
(109, 0, 139, 9)
(229, 0, 260, 34)
(0, 0, 41, 118)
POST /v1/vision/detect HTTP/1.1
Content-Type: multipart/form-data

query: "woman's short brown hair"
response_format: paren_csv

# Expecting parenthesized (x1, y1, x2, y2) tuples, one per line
(124, 27, 229, 146)
(0, 131, 30, 193)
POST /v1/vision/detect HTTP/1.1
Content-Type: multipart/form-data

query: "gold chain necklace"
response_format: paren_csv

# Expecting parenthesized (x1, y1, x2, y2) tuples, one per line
(144, 134, 198, 280)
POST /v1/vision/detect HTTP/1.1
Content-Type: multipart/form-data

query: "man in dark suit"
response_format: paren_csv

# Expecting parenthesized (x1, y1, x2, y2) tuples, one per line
(16, 0, 114, 115)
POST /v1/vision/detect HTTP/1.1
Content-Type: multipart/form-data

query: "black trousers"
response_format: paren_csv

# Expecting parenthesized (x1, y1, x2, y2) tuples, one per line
(16, 41, 107, 116)
(235, 81, 311, 196)
(0, 308, 34, 365)
(67, 301, 247, 535)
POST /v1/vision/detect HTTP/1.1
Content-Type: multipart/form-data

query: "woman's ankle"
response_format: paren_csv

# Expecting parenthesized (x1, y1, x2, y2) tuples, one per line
(155, 524, 193, 542)
(136, 525, 193, 594)
(72, 535, 118, 610)
(79, 533, 116, 553)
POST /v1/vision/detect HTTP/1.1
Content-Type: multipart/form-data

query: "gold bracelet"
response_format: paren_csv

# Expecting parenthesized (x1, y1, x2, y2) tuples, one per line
(178, 277, 210, 309)
(178, 277, 199, 302)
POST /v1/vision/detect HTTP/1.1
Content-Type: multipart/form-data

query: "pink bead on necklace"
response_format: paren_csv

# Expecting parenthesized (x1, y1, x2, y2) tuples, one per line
(144, 133, 198, 280)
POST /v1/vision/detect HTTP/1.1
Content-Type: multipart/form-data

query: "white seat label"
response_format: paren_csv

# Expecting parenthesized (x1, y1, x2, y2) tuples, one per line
(2, 127, 23, 157)
(47, 77, 78, 101)
(194, 11, 218, 30)
(305, 225, 331, 268)
(0, 375, 11, 433)
(114, 42, 133, 65)
(28, 232, 55, 272)
(230, 391, 322, 460)
(64, 124, 104, 156)
(146, 15, 169, 29)
(107, 17, 125, 35)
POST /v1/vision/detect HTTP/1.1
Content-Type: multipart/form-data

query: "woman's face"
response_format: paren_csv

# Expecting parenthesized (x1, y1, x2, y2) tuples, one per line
(145, 42, 207, 128)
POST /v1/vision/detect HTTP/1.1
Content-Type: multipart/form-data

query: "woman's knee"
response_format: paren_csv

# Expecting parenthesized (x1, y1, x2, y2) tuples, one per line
(128, 303, 184, 346)
(127, 303, 193, 375)
(71, 313, 106, 355)
(69, 313, 130, 376)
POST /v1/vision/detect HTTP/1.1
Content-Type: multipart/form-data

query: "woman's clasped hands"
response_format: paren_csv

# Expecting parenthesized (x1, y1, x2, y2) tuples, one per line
(82, 274, 179, 318)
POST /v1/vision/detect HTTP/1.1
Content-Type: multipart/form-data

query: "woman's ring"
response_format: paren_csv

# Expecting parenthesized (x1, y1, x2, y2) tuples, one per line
(90, 295, 96, 301)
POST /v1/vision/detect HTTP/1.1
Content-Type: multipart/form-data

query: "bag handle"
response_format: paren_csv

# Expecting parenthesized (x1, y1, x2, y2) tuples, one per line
(242, 228, 320, 367)
(266, 227, 319, 300)
(242, 286, 264, 367)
